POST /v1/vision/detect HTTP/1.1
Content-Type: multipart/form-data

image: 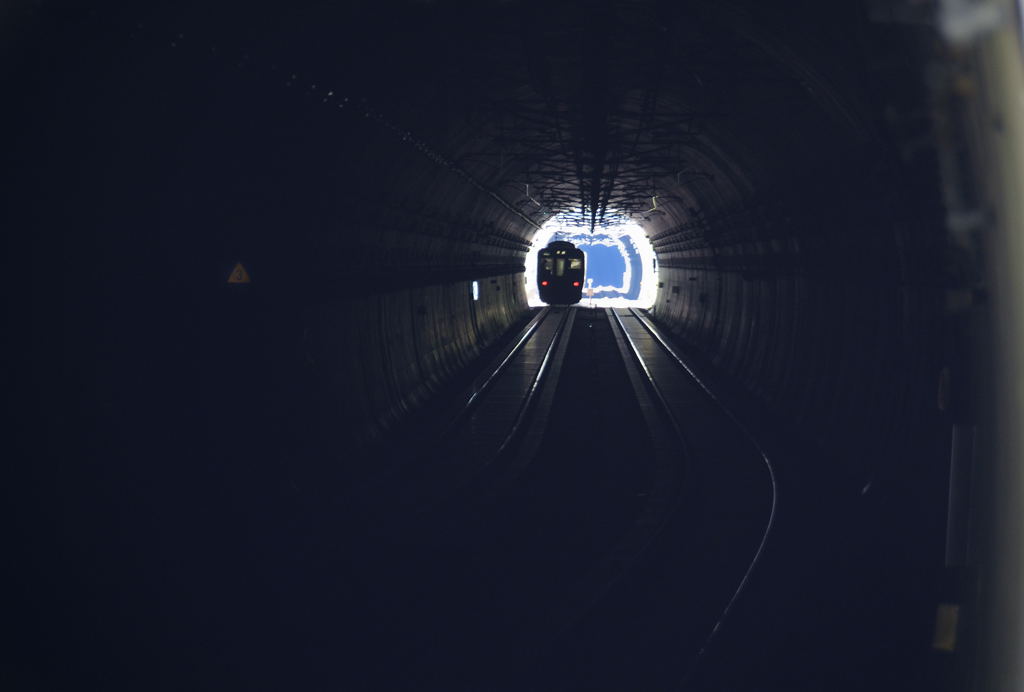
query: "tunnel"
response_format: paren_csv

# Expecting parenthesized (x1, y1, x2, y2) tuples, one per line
(8, 1, 1012, 690)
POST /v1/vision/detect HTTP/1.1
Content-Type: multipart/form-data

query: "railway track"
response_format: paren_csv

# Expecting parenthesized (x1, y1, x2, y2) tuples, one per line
(347, 307, 778, 690)
(357, 305, 574, 522)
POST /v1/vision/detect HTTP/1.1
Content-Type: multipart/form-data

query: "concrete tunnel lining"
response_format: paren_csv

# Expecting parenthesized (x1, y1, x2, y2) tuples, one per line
(7, 0, 960, 688)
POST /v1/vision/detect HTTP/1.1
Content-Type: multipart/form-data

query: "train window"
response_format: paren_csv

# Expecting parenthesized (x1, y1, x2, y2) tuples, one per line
(542, 257, 554, 271)
(570, 258, 582, 270)
(471, 280, 479, 301)
(555, 258, 566, 276)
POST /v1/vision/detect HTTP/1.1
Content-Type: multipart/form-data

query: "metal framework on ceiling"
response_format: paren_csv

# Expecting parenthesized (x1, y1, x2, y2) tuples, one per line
(439, 1, 721, 232)
(462, 99, 714, 230)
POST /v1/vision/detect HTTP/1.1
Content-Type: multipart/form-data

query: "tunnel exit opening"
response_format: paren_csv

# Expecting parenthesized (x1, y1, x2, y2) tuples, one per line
(525, 214, 657, 308)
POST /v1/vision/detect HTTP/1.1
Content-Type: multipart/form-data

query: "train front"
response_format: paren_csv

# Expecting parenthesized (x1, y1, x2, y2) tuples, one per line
(537, 241, 585, 305)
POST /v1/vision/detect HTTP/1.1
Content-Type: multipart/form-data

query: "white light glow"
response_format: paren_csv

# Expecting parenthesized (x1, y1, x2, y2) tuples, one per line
(525, 214, 658, 308)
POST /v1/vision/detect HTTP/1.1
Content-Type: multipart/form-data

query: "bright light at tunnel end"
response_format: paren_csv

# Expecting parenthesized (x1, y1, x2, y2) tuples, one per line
(525, 213, 658, 309)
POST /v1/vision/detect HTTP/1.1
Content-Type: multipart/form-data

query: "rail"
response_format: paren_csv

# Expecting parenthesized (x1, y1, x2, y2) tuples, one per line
(623, 307, 780, 676)
(495, 307, 574, 458)
(441, 306, 551, 438)
(608, 308, 688, 447)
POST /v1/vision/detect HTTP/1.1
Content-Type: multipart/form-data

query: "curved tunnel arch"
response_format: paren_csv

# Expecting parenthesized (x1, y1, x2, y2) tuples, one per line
(9, 0, 961, 687)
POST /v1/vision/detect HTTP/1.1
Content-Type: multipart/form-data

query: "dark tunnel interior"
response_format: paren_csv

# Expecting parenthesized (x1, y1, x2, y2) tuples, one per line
(7, 1, 994, 689)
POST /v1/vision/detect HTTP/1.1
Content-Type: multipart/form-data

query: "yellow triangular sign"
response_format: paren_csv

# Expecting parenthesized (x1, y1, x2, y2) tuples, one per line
(227, 262, 251, 284)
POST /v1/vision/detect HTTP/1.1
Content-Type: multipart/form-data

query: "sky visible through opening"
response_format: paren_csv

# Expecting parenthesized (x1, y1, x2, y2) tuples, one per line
(525, 214, 657, 308)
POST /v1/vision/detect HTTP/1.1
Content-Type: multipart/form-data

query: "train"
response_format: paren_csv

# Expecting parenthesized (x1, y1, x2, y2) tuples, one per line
(537, 240, 585, 305)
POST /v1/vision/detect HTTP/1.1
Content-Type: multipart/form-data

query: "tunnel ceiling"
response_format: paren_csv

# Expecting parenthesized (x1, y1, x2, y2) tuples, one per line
(116, 0, 927, 242)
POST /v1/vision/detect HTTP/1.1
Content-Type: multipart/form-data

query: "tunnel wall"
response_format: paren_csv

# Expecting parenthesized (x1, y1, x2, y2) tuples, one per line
(302, 274, 527, 452)
(651, 227, 946, 471)
(645, 16, 951, 483)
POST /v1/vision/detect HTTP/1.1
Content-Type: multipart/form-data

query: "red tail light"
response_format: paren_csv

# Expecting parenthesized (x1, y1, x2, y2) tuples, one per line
(572, 281, 580, 287)
(541, 280, 548, 286)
